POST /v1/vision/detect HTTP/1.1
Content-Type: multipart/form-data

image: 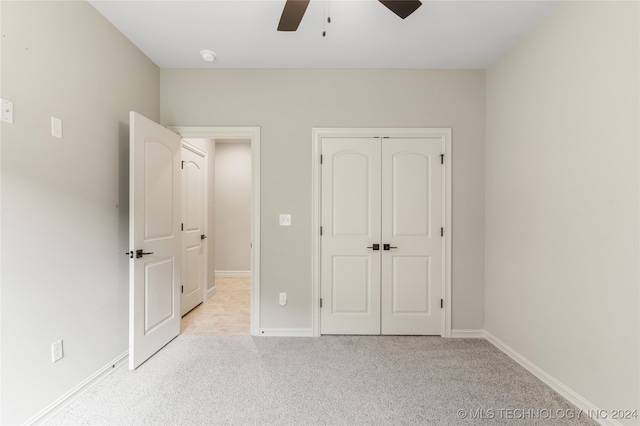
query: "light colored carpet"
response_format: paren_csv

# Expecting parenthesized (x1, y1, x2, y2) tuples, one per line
(45, 336, 597, 425)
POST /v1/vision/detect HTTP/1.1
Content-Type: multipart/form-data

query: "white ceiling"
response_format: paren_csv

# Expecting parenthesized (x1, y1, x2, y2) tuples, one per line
(88, 0, 558, 69)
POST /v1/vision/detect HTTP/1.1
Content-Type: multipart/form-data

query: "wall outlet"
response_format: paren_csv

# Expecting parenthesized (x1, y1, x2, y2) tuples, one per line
(279, 292, 287, 306)
(279, 214, 291, 226)
(51, 116, 63, 138)
(1, 98, 13, 124)
(52, 339, 63, 363)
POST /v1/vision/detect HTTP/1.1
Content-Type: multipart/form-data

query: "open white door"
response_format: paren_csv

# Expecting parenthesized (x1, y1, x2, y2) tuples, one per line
(180, 144, 207, 316)
(129, 112, 181, 370)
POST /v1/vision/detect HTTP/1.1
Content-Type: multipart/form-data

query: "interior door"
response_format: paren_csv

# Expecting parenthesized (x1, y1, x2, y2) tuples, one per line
(320, 136, 443, 335)
(181, 145, 206, 316)
(381, 138, 442, 334)
(320, 138, 381, 334)
(129, 112, 181, 370)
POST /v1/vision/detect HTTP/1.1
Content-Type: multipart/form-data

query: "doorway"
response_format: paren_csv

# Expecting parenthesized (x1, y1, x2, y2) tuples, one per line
(311, 128, 452, 337)
(171, 127, 261, 336)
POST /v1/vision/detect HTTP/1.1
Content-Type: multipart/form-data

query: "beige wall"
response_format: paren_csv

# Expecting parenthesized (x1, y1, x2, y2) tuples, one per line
(214, 142, 252, 273)
(0, 1, 160, 423)
(485, 0, 639, 417)
(161, 69, 486, 330)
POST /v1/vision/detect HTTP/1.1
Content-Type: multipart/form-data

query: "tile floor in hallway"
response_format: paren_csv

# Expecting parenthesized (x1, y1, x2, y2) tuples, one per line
(181, 277, 250, 335)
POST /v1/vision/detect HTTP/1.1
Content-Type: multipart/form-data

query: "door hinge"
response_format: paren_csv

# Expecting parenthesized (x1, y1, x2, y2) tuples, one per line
(441, 299, 443, 309)
(320, 226, 323, 236)
(320, 155, 323, 164)
(181, 285, 184, 294)
(440, 154, 444, 165)
(181, 160, 184, 169)
(181, 223, 184, 231)
(320, 298, 323, 308)
(441, 227, 444, 237)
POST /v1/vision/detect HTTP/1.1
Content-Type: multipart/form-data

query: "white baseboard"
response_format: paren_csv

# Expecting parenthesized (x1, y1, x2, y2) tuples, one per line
(258, 328, 313, 337)
(205, 285, 217, 301)
(484, 331, 621, 426)
(215, 270, 250, 278)
(451, 329, 486, 338)
(24, 351, 128, 425)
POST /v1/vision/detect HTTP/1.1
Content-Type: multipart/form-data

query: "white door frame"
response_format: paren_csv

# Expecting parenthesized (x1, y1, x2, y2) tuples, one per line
(311, 127, 452, 337)
(170, 126, 261, 336)
(181, 140, 209, 313)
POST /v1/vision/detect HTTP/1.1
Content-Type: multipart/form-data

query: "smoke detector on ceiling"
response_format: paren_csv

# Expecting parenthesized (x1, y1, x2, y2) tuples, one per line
(200, 50, 216, 62)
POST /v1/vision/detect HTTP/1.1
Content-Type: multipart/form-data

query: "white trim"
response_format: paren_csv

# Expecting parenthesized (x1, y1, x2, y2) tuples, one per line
(23, 352, 128, 426)
(451, 329, 485, 338)
(205, 285, 217, 302)
(258, 328, 313, 337)
(215, 270, 251, 278)
(311, 128, 452, 337)
(442, 129, 452, 338)
(484, 331, 621, 426)
(170, 126, 261, 336)
(311, 130, 321, 337)
(181, 140, 207, 157)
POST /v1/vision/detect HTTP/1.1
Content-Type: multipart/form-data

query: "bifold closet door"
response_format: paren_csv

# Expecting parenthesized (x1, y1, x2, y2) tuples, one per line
(380, 138, 442, 335)
(321, 138, 382, 335)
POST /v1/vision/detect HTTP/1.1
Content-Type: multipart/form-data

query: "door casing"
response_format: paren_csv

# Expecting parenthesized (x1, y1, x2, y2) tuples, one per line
(312, 128, 452, 337)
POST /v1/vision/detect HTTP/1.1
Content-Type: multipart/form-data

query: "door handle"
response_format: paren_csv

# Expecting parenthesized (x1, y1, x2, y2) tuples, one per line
(366, 243, 380, 251)
(201, 234, 207, 240)
(383, 244, 398, 251)
(136, 249, 154, 259)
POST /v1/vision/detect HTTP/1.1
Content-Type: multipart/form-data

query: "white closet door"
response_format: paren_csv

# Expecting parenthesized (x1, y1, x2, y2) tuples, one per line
(320, 138, 382, 335)
(381, 138, 442, 335)
(320, 136, 443, 336)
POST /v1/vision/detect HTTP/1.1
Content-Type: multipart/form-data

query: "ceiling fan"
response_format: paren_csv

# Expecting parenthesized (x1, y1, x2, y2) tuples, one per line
(277, 0, 422, 31)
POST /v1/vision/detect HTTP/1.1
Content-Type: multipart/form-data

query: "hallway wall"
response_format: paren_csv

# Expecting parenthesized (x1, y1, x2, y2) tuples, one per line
(214, 141, 252, 274)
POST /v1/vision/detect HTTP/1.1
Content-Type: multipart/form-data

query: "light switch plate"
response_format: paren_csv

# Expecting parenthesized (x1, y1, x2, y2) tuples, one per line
(52, 339, 63, 363)
(51, 117, 63, 138)
(279, 214, 291, 226)
(279, 293, 287, 306)
(1, 98, 13, 124)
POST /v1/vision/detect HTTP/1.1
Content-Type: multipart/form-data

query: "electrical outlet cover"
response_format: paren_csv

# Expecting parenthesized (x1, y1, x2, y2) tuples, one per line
(279, 214, 291, 226)
(51, 116, 63, 138)
(52, 339, 64, 363)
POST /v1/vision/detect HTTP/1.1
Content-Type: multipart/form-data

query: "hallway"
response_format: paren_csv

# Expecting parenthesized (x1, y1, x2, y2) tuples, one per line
(181, 278, 250, 335)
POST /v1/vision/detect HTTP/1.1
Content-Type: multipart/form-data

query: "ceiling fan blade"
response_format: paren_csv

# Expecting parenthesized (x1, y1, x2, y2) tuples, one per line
(379, 0, 422, 19)
(277, 0, 311, 31)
